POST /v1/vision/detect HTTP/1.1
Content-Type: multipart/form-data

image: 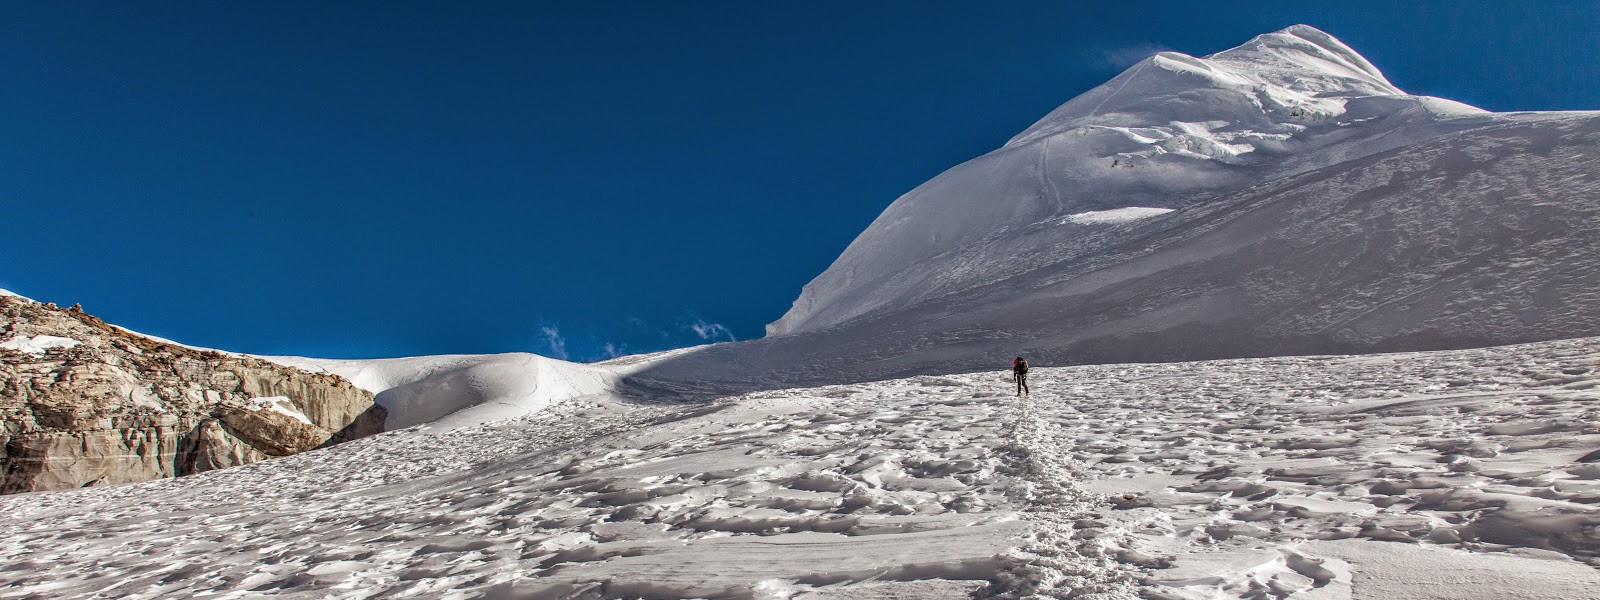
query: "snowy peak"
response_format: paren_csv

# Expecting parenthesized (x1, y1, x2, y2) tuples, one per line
(1208, 25, 1399, 95)
(1008, 25, 1422, 148)
(764, 25, 1515, 340)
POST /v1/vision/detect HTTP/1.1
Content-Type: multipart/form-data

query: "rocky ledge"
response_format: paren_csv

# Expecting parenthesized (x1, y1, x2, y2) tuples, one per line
(0, 294, 384, 493)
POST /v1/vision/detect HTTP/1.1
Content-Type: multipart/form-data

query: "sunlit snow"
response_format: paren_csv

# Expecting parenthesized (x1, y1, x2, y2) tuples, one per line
(3, 339, 1598, 598)
(1063, 206, 1174, 225)
(769, 25, 1490, 337)
(4, 23, 1599, 600)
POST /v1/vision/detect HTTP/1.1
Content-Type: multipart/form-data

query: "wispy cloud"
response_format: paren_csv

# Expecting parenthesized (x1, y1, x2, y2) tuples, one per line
(540, 325, 569, 360)
(688, 320, 736, 343)
(1100, 43, 1171, 70)
(600, 342, 627, 359)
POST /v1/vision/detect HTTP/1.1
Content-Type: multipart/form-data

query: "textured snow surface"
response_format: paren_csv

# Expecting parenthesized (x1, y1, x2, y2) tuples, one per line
(0, 334, 81, 356)
(4, 338, 1598, 599)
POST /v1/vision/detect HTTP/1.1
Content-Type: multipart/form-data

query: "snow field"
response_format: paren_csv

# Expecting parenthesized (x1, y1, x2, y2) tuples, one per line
(995, 391, 1141, 598)
(2, 337, 1598, 598)
(1048, 339, 1600, 599)
(0, 381, 1031, 598)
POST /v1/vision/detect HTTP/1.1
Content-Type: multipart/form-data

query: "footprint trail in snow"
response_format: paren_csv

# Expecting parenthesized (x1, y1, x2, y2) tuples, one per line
(3, 338, 1600, 599)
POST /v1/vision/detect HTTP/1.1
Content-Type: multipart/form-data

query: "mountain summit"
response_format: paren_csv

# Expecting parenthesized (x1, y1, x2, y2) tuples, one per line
(768, 25, 1488, 339)
(634, 25, 1600, 389)
(1008, 24, 1412, 149)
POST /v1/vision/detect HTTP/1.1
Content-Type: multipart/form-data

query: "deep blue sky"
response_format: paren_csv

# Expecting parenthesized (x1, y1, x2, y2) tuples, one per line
(2, 1, 1596, 361)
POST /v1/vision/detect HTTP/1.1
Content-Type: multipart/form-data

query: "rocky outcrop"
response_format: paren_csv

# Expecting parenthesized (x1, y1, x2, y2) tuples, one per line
(0, 295, 384, 493)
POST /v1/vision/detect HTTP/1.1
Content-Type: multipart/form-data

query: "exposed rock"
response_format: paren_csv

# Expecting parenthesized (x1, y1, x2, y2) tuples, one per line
(182, 419, 271, 474)
(0, 295, 383, 493)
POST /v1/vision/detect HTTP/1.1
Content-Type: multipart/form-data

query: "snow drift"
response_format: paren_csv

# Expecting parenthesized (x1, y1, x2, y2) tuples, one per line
(264, 353, 636, 430)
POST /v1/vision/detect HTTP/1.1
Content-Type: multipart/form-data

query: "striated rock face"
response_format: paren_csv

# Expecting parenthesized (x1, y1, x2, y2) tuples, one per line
(0, 295, 384, 494)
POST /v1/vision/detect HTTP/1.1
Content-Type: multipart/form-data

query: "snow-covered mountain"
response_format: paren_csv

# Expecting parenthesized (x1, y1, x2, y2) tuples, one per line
(5, 23, 1600, 600)
(768, 25, 1489, 337)
(632, 25, 1600, 390)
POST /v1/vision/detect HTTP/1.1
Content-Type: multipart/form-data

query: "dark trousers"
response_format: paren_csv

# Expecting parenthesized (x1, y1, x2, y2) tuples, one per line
(1015, 371, 1029, 395)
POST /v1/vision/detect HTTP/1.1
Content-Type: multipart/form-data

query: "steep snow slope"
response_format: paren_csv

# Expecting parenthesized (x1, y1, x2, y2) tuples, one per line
(769, 25, 1495, 337)
(641, 111, 1600, 390)
(4, 338, 1597, 599)
(676, 25, 1600, 393)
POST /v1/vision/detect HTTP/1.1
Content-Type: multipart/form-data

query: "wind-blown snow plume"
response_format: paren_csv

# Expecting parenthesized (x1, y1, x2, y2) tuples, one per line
(688, 320, 736, 343)
(1099, 42, 1170, 69)
(539, 325, 569, 360)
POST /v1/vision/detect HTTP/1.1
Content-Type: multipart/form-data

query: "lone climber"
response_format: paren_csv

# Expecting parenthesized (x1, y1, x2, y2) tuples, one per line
(1012, 356, 1030, 397)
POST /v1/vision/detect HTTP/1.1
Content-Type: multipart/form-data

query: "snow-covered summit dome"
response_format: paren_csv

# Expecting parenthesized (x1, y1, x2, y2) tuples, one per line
(1006, 25, 1438, 150)
(766, 25, 1494, 338)
(1210, 24, 1399, 94)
